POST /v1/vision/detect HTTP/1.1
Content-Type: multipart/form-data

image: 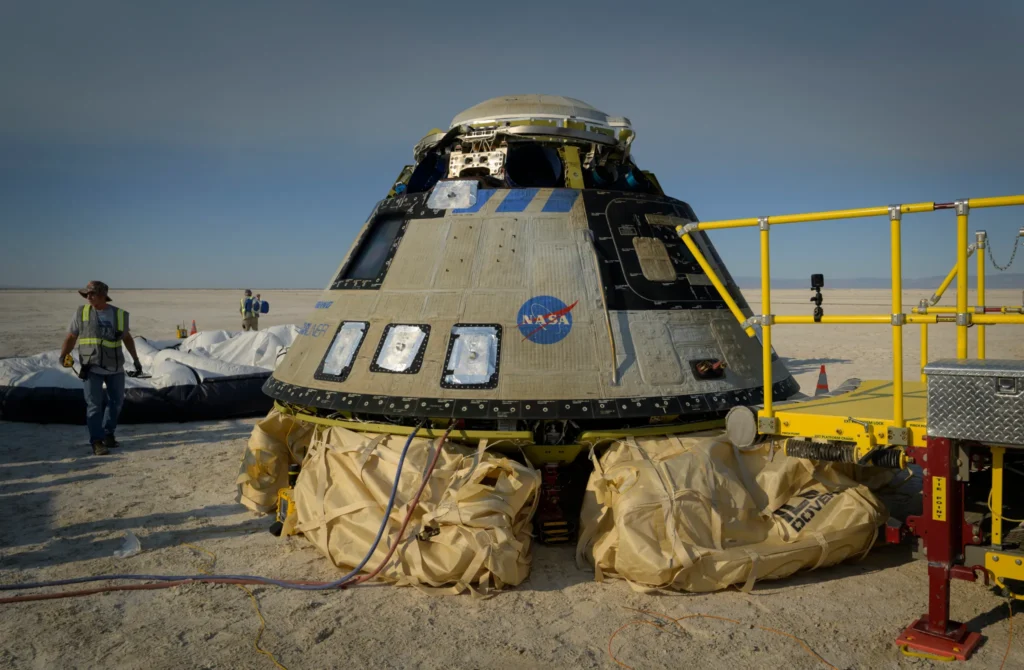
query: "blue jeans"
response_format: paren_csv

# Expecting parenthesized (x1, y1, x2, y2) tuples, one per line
(84, 371, 125, 443)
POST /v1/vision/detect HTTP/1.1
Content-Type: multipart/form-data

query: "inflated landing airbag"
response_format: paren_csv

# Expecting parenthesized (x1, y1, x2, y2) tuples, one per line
(576, 435, 887, 592)
(292, 427, 540, 594)
(0, 326, 297, 424)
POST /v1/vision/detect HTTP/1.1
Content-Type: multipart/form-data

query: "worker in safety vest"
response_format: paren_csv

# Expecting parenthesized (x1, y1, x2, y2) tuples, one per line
(240, 289, 259, 331)
(58, 280, 143, 455)
(252, 293, 263, 330)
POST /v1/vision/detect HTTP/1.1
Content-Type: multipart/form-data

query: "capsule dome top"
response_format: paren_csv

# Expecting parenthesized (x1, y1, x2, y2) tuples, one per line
(450, 95, 625, 128)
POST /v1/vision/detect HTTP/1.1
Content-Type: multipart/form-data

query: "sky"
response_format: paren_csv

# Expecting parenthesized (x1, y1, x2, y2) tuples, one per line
(1, 0, 1022, 289)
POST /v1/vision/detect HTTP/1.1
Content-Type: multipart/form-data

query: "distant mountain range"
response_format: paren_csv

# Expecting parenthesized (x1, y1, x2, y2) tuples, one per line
(733, 274, 1024, 290)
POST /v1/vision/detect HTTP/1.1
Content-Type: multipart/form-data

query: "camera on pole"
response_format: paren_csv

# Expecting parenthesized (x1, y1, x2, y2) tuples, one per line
(810, 274, 824, 323)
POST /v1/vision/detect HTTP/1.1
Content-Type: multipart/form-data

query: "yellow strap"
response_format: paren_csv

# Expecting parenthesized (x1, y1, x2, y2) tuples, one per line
(740, 549, 761, 592)
(82, 304, 90, 321)
(116, 308, 125, 331)
(459, 529, 491, 583)
(78, 338, 121, 348)
(558, 146, 584, 189)
(631, 437, 696, 573)
(810, 531, 832, 570)
(898, 645, 955, 662)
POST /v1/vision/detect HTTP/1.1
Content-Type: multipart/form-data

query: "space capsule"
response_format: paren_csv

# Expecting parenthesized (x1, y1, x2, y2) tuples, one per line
(265, 95, 799, 456)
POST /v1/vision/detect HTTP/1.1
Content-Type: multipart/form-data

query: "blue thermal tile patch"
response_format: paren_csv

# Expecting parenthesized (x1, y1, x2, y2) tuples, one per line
(453, 189, 495, 214)
(541, 189, 579, 213)
(495, 188, 539, 213)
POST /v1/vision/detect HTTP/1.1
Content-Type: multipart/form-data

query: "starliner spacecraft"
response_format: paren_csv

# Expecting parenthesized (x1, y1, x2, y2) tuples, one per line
(265, 95, 799, 460)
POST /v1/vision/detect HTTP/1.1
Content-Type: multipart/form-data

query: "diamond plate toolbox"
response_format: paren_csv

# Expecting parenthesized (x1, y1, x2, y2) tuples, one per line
(925, 359, 1024, 445)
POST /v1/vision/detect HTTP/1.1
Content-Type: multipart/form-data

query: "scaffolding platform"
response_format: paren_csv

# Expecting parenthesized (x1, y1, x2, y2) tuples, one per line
(769, 380, 928, 448)
(684, 192, 1024, 660)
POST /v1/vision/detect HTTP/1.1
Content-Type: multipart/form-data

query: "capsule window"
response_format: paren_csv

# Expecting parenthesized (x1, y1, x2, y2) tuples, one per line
(371, 324, 430, 374)
(336, 213, 406, 285)
(504, 144, 563, 188)
(315, 321, 369, 382)
(405, 152, 447, 194)
(441, 324, 502, 389)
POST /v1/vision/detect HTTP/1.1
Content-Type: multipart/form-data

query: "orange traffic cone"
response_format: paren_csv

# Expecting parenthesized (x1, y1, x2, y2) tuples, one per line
(814, 364, 829, 396)
(190, 320, 197, 335)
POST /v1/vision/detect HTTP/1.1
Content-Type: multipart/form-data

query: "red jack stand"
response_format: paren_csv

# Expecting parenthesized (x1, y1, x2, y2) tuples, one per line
(895, 618, 981, 661)
(537, 463, 572, 544)
(896, 437, 984, 660)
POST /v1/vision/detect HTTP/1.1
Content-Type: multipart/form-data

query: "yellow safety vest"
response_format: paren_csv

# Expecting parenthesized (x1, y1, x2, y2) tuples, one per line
(78, 304, 127, 371)
(240, 297, 256, 318)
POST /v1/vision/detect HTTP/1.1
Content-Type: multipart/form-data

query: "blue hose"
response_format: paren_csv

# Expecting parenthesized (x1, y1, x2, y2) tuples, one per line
(2, 421, 428, 592)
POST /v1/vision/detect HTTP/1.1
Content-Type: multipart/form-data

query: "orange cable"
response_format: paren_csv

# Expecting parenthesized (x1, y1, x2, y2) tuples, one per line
(0, 421, 461, 605)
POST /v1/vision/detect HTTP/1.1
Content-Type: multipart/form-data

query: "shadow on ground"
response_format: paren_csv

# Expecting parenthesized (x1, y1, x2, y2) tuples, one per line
(523, 544, 594, 592)
(0, 459, 106, 479)
(2, 516, 266, 569)
(115, 422, 255, 451)
(966, 598, 1023, 631)
(0, 473, 111, 495)
(1, 517, 265, 571)
(0, 420, 253, 467)
(780, 357, 853, 376)
(740, 540, 918, 596)
(0, 499, 256, 568)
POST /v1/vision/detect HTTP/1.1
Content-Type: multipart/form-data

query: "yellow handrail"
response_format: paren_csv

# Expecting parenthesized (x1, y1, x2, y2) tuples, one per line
(978, 231, 986, 359)
(912, 306, 1023, 314)
(891, 206, 903, 427)
(773, 315, 891, 324)
(761, 218, 773, 417)
(956, 202, 969, 358)
(693, 202, 940, 231)
(676, 193, 1024, 441)
(676, 232, 756, 337)
(928, 245, 976, 305)
(920, 318, 928, 383)
(970, 195, 1024, 208)
(907, 313, 1024, 325)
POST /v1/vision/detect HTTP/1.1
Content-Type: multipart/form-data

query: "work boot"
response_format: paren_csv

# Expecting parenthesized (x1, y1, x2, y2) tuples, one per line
(104, 434, 120, 449)
(92, 440, 110, 456)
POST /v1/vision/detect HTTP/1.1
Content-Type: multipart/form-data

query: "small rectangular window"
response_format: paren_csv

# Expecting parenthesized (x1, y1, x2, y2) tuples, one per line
(315, 321, 369, 382)
(441, 324, 502, 389)
(336, 213, 406, 284)
(370, 324, 430, 374)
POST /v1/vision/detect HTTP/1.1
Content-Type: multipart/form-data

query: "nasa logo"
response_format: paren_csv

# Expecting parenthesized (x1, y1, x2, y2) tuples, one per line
(517, 295, 578, 345)
(297, 322, 331, 338)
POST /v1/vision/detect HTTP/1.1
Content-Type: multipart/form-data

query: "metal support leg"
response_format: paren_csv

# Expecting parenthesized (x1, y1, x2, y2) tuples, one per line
(992, 446, 1004, 548)
(896, 437, 982, 660)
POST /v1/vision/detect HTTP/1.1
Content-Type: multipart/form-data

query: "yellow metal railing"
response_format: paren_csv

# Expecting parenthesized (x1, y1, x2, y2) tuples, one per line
(911, 233, 1024, 381)
(675, 194, 1024, 442)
